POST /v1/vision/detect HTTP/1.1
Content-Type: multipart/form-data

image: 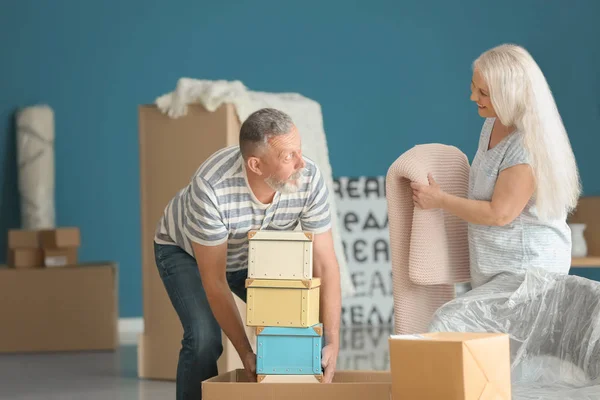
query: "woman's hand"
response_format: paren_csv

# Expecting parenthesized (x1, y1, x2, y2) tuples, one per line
(410, 173, 445, 210)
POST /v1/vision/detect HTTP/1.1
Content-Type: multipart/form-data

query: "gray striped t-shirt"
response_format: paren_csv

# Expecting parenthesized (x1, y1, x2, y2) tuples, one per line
(468, 118, 572, 288)
(154, 145, 332, 272)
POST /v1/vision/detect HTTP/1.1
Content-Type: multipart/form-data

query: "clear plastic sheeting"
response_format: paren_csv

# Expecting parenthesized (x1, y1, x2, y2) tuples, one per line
(429, 268, 600, 399)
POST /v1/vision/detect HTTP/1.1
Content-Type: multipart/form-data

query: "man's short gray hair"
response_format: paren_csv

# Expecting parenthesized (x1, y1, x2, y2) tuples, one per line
(239, 108, 294, 158)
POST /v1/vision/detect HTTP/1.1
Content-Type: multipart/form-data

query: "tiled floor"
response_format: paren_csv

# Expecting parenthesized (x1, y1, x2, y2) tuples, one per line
(0, 326, 393, 400)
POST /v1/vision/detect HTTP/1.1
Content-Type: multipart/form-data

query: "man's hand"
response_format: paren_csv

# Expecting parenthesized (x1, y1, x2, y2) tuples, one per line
(191, 241, 254, 378)
(241, 350, 257, 382)
(321, 343, 339, 383)
(312, 229, 341, 383)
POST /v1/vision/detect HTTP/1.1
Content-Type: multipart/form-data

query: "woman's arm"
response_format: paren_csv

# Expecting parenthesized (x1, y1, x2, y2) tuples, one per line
(411, 165, 535, 226)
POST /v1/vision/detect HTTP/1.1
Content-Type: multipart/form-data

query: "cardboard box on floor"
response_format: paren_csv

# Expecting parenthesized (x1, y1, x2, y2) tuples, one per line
(137, 103, 256, 379)
(389, 332, 512, 400)
(0, 262, 118, 352)
(202, 369, 392, 400)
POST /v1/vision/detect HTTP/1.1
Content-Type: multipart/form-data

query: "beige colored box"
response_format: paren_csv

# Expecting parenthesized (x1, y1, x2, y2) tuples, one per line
(248, 230, 314, 280)
(389, 332, 512, 400)
(257, 374, 323, 383)
(137, 103, 253, 379)
(8, 248, 43, 268)
(0, 263, 118, 353)
(246, 278, 320, 327)
(202, 369, 392, 400)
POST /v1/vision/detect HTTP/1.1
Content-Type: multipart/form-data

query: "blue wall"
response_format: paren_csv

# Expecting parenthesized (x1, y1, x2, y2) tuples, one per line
(1, 0, 599, 318)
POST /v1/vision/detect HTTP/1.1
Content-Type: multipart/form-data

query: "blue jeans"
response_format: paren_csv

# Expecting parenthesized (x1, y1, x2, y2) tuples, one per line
(154, 242, 248, 400)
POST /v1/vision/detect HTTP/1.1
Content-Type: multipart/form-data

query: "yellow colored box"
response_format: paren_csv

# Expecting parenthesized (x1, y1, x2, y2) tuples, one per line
(245, 278, 320, 327)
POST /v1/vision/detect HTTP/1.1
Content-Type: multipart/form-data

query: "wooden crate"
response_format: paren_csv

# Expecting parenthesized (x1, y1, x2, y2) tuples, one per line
(256, 324, 323, 377)
(246, 278, 320, 327)
(248, 230, 314, 280)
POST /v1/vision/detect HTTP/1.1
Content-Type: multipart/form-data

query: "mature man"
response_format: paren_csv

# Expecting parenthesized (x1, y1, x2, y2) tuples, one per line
(153, 108, 342, 399)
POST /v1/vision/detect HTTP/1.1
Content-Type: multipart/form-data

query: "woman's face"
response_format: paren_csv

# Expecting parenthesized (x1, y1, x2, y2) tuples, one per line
(470, 68, 497, 118)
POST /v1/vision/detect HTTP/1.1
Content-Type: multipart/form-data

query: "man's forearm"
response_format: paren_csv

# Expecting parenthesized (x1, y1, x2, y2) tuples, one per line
(319, 260, 341, 346)
(204, 279, 253, 358)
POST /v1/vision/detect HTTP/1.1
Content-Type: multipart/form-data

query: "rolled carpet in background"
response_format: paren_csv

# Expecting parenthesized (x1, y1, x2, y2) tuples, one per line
(16, 104, 55, 229)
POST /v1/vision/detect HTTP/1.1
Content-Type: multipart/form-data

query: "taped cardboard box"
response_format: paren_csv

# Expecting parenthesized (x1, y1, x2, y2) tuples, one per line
(7, 229, 43, 268)
(389, 332, 511, 400)
(7, 248, 43, 269)
(40, 227, 80, 267)
(7, 227, 81, 268)
(202, 369, 392, 400)
(8, 229, 41, 248)
(39, 227, 80, 248)
(43, 247, 78, 267)
(0, 262, 118, 353)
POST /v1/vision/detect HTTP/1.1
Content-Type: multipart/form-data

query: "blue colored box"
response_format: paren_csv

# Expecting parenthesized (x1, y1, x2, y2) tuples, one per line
(256, 323, 323, 375)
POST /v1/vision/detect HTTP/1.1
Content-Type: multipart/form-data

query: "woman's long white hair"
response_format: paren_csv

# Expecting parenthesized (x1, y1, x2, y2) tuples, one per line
(474, 44, 581, 220)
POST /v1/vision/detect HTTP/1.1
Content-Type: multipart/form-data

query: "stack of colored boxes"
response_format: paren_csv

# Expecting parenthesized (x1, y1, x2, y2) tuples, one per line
(245, 230, 324, 383)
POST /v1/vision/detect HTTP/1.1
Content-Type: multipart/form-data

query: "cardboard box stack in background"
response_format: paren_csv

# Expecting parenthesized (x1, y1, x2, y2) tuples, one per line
(1, 226, 118, 353)
(244, 230, 323, 383)
(7, 227, 80, 268)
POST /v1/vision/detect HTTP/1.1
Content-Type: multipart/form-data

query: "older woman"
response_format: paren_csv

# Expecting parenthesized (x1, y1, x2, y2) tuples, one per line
(411, 43, 581, 289)
(414, 45, 600, 390)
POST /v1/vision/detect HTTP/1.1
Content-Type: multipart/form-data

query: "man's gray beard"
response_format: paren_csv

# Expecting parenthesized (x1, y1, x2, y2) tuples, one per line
(265, 168, 305, 194)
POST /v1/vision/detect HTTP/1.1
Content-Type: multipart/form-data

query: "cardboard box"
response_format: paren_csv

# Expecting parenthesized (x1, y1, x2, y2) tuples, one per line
(7, 229, 43, 268)
(248, 230, 314, 279)
(7, 248, 43, 268)
(137, 103, 251, 379)
(40, 227, 81, 248)
(202, 369, 392, 400)
(0, 262, 118, 352)
(389, 332, 511, 400)
(43, 247, 78, 267)
(7, 227, 81, 268)
(246, 278, 321, 327)
(8, 229, 41, 248)
(40, 227, 80, 267)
